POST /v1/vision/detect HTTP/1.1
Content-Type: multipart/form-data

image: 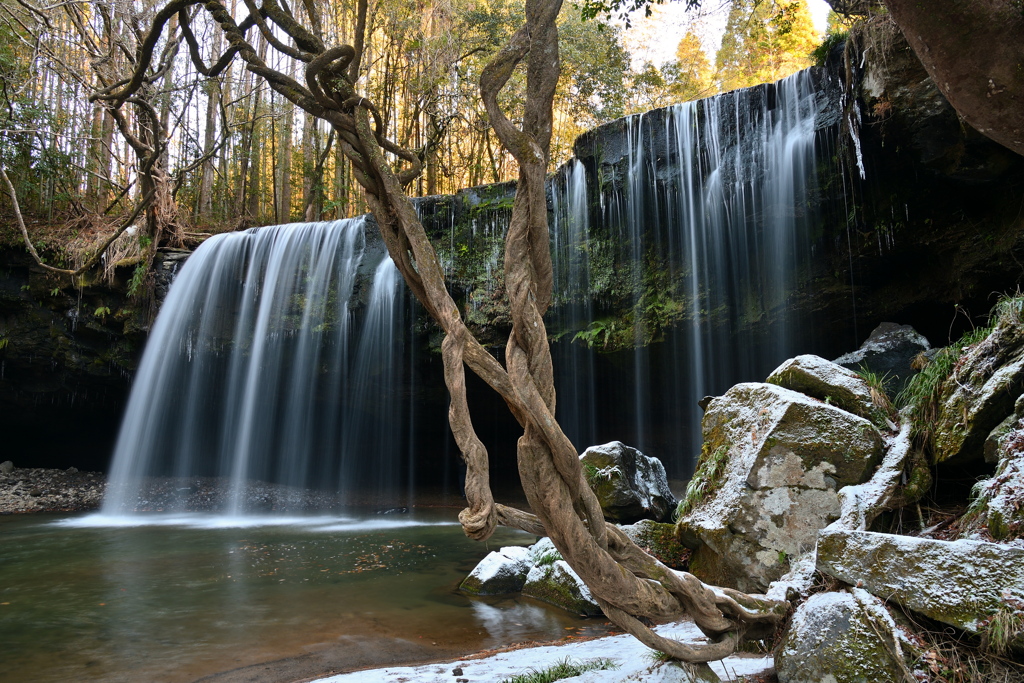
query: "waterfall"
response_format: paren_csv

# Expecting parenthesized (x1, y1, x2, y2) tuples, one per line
(550, 70, 825, 473)
(102, 70, 831, 510)
(103, 218, 411, 514)
(550, 160, 598, 448)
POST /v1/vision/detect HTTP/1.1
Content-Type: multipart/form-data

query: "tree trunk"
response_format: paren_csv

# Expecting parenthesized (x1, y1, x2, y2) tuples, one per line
(196, 30, 223, 220)
(277, 102, 292, 223)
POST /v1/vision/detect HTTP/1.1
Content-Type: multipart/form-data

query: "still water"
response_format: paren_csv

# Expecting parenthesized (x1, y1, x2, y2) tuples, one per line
(0, 510, 607, 682)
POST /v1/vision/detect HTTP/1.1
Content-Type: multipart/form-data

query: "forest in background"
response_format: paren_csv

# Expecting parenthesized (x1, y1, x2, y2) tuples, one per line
(0, 0, 824, 265)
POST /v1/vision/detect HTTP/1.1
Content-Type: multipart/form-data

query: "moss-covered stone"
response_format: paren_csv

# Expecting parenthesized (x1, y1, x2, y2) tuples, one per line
(932, 311, 1024, 464)
(459, 546, 533, 596)
(963, 407, 1024, 542)
(816, 529, 1024, 650)
(619, 520, 690, 569)
(522, 559, 603, 617)
(580, 441, 676, 523)
(767, 354, 891, 430)
(677, 382, 884, 592)
(776, 589, 919, 683)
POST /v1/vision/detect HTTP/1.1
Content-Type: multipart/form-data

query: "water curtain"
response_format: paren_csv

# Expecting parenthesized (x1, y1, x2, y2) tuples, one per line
(103, 218, 411, 514)
(105, 70, 827, 510)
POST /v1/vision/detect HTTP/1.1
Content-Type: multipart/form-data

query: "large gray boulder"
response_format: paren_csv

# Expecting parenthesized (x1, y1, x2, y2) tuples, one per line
(933, 313, 1024, 464)
(767, 354, 888, 428)
(580, 441, 676, 523)
(816, 529, 1024, 650)
(678, 382, 884, 592)
(833, 322, 931, 395)
(459, 546, 532, 595)
(776, 589, 917, 683)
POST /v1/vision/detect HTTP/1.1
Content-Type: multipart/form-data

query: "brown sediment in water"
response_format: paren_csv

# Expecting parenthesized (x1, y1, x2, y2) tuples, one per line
(193, 626, 619, 683)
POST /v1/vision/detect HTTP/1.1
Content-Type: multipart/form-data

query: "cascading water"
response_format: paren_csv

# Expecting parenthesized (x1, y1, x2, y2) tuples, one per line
(103, 218, 412, 514)
(550, 159, 598, 448)
(102, 69, 832, 510)
(549, 69, 826, 471)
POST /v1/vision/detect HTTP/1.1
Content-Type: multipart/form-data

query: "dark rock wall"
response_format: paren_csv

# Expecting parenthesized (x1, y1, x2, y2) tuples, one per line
(0, 252, 147, 471)
(3, 31, 1022, 478)
(799, 28, 1024, 353)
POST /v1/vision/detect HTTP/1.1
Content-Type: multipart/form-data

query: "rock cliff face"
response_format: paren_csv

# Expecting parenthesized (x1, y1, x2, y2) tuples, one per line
(806, 23, 1024, 349)
(3, 26, 1022, 474)
(0, 250, 150, 470)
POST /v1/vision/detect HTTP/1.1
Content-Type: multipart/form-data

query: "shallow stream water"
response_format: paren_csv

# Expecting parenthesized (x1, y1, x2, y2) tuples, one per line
(0, 509, 610, 682)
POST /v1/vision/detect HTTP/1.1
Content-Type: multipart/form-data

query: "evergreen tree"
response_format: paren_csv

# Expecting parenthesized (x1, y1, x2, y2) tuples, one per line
(664, 31, 713, 101)
(715, 0, 819, 92)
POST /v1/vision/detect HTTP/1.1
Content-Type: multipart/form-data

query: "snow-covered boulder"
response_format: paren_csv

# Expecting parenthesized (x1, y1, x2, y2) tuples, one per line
(459, 545, 532, 595)
(816, 529, 1024, 651)
(933, 313, 1024, 464)
(522, 558, 603, 617)
(678, 382, 884, 593)
(776, 589, 917, 683)
(833, 322, 931, 395)
(580, 441, 676, 523)
(460, 537, 603, 616)
(767, 354, 888, 428)
(960, 394, 1024, 541)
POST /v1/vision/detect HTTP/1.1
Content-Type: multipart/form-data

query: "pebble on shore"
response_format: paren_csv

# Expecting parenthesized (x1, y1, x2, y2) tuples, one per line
(0, 463, 106, 514)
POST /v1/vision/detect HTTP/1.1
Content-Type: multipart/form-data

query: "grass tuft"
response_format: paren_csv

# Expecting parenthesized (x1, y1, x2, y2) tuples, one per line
(981, 600, 1024, 656)
(535, 550, 562, 567)
(855, 366, 897, 423)
(675, 443, 729, 521)
(500, 657, 618, 683)
(896, 324, 993, 450)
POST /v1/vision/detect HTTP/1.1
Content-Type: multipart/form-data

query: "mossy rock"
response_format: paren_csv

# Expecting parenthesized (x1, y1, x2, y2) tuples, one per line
(964, 408, 1024, 541)
(522, 559, 603, 617)
(933, 316, 1024, 464)
(767, 354, 891, 430)
(776, 589, 919, 683)
(581, 441, 676, 523)
(619, 520, 690, 569)
(459, 546, 532, 595)
(678, 382, 883, 592)
(816, 529, 1024, 650)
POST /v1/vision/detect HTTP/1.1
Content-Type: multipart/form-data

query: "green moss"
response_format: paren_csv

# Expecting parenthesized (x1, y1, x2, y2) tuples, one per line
(896, 324, 992, 458)
(900, 455, 932, 505)
(988, 509, 1009, 541)
(627, 520, 690, 569)
(522, 564, 602, 616)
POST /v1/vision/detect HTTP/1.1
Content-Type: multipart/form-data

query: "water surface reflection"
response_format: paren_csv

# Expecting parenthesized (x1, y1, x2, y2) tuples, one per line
(1, 510, 608, 682)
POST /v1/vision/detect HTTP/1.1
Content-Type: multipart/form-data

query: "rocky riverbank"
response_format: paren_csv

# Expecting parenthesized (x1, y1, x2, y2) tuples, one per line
(0, 462, 484, 515)
(0, 463, 106, 513)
